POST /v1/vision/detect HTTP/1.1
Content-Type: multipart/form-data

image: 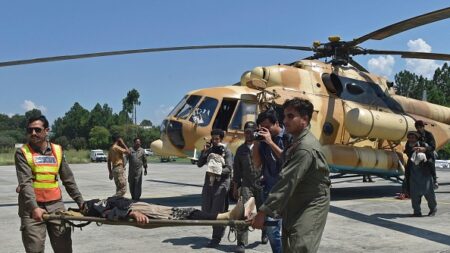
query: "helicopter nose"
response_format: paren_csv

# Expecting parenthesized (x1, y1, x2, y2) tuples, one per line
(151, 138, 186, 157)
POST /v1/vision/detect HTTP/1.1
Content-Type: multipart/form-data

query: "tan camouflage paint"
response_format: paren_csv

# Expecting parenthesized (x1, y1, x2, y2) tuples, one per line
(152, 60, 449, 175)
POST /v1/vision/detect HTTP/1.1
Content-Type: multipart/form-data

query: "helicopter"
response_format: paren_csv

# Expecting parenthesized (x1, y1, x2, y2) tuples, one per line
(1, 7, 449, 181)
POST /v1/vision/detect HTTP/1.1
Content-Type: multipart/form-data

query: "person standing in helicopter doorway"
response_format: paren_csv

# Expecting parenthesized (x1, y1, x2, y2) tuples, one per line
(197, 129, 233, 248)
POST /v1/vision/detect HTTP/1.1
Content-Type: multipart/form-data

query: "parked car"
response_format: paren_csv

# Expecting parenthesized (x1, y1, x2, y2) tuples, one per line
(90, 149, 107, 162)
(144, 149, 154, 156)
(436, 160, 450, 169)
(160, 156, 176, 162)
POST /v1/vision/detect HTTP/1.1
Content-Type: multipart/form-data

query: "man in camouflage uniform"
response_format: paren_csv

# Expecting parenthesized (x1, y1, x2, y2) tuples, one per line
(128, 137, 148, 201)
(252, 98, 331, 253)
(107, 134, 130, 197)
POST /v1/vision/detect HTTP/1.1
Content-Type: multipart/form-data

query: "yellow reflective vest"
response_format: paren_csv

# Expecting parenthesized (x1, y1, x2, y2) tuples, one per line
(21, 143, 63, 202)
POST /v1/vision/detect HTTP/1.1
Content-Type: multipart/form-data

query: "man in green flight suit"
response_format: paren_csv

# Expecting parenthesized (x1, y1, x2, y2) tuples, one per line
(251, 98, 331, 253)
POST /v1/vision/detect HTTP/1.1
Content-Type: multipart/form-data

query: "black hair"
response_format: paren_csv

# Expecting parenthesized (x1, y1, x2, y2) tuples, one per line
(112, 133, 121, 142)
(256, 109, 278, 125)
(282, 98, 314, 123)
(210, 129, 225, 139)
(27, 115, 49, 129)
(82, 199, 102, 217)
(133, 137, 141, 142)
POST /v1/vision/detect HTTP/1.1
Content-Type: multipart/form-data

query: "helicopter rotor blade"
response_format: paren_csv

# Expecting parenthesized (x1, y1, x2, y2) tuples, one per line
(0, 44, 313, 68)
(364, 49, 450, 61)
(348, 7, 450, 47)
(348, 58, 368, 72)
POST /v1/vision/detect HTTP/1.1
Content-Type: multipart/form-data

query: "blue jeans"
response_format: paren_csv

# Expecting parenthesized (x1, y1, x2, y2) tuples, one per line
(263, 186, 282, 253)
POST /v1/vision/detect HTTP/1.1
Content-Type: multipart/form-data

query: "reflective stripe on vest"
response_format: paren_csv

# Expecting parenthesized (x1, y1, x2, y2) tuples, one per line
(21, 143, 63, 202)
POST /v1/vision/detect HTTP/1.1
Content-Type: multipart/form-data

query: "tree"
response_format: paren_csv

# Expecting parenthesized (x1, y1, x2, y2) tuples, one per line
(0, 130, 26, 144)
(89, 126, 111, 150)
(138, 126, 161, 148)
(0, 135, 16, 151)
(114, 110, 132, 125)
(140, 119, 153, 127)
(53, 136, 70, 150)
(53, 102, 90, 140)
(394, 64, 450, 159)
(87, 103, 114, 130)
(430, 63, 450, 106)
(0, 114, 10, 131)
(394, 70, 428, 99)
(9, 114, 27, 130)
(71, 137, 87, 151)
(122, 89, 141, 125)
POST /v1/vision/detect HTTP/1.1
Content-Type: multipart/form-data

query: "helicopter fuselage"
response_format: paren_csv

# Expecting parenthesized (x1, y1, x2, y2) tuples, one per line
(152, 60, 450, 178)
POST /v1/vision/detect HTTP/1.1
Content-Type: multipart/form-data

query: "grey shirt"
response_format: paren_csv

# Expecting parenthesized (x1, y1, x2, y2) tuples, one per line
(233, 143, 261, 189)
(15, 143, 84, 217)
(128, 147, 147, 176)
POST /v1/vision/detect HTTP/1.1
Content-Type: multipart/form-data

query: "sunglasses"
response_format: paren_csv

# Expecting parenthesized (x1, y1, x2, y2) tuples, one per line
(26, 127, 44, 134)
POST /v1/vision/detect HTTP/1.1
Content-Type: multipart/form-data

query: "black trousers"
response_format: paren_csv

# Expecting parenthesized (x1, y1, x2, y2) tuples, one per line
(201, 173, 230, 241)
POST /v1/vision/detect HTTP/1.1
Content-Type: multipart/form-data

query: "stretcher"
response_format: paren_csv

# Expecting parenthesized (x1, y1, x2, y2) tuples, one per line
(43, 213, 251, 230)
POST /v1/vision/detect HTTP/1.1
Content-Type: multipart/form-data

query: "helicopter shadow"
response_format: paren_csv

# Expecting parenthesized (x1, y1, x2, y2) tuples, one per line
(331, 185, 401, 201)
(330, 205, 450, 246)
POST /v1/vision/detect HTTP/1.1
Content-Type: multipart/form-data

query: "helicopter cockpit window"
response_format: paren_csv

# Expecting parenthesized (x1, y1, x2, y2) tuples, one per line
(189, 97, 218, 126)
(336, 75, 404, 112)
(346, 83, 364, 95)
(229, 101, 257, 130)
(174, 95, 201, 119)
(168, 95, 187, 117)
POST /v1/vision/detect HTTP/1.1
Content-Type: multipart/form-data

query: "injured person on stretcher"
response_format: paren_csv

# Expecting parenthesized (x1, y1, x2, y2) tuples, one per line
(80, 196, 256, 224)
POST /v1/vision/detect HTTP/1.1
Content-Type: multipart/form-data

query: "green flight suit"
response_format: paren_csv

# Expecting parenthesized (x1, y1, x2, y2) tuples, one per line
(259, 129, 331, 253)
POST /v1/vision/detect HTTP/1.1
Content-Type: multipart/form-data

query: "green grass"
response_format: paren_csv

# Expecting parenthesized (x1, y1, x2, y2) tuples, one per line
(0, 148, 91, 165)
(0, 148, 193, 166)
(64, 149, 90, 164)
(0, 150, 15, 165)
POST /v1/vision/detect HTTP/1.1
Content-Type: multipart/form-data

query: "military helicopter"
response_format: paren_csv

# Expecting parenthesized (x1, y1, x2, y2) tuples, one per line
(1, 7, 449, 180)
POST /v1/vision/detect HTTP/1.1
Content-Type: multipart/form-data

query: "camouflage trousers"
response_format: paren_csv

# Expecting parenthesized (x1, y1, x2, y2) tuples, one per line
(113, 165, 127, 197)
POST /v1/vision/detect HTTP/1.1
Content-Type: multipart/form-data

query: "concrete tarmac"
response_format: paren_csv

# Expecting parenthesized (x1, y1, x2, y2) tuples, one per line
(1, 162, 449, 252)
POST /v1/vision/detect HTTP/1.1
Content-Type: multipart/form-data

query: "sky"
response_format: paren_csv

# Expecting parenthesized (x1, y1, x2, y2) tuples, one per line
(0, 1, 449, 126)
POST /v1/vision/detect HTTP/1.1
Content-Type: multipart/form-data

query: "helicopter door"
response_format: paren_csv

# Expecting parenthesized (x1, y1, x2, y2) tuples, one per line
(229, 100, 257, 131)
(212, 99, 238, 131)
